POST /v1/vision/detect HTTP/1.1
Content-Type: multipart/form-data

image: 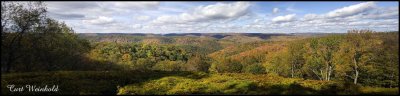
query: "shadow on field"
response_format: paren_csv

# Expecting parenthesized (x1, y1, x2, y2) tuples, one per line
(1, 69, 207, 95)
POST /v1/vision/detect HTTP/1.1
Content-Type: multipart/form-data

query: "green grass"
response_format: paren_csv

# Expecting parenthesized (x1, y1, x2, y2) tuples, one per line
(2, 71, 398, 95)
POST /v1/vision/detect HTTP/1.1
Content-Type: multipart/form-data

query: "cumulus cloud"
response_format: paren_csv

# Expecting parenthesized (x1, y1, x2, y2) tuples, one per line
(152, 2, 251, 24)
(83, 16, 115, 25)
(300, 2, 378, 21)
(326, 1, 376, 18)
(272, 8, 279, 14)
(272, 14, 296, 23)
(268, 2, 395, 32)
(298, 1, 392, 28)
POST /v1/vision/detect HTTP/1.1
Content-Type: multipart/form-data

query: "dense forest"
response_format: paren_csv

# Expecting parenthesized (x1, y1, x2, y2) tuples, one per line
(1, 2, 399, 95)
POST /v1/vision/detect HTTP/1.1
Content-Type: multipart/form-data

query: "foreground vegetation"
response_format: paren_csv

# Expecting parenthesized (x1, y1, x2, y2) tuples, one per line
(1, 71, 398, 95)
(1, 71, 205, 95)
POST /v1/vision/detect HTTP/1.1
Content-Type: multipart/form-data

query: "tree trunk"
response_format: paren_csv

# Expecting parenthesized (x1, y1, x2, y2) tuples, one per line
(5, 61, 11, 73)
(5, 49, 15, 73)
(291, 63, 294, 78)
(325, 64, 329, 81)
(353, 55, 359, 85)
(328, 65, 332, 81)
(311, 69, 322, 80)
(354, 69, 358, 84)
(4, 29, 26, 73)
(320, 69, 324, 80)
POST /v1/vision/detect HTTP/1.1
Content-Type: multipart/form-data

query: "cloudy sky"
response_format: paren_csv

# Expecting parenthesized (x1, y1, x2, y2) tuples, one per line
(44, 1, 399, 33)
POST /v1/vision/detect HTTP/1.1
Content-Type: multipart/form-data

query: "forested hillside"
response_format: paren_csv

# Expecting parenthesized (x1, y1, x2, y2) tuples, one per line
(1, 2, 398, 95)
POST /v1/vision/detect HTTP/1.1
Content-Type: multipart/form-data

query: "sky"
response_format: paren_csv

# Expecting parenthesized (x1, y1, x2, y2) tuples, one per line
(42, 1, 399, 33)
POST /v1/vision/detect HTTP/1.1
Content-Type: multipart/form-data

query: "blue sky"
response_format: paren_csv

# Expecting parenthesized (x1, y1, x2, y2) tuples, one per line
(43, 1, 398, 33)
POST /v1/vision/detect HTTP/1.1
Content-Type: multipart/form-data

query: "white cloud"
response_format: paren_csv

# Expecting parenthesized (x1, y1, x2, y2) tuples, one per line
(302, 14, 320, 21)
(297, 1, 395, 31)
(348, 21, 371, 26)
(132, 24, 143, 29)
(357, 7, 398, 20)
(152, 2, 251, 24)
(40, 1, 398, 33)
(272, 8, 279, 14)
(272, 14, 296, 23)
(300, 2, 378, 22)
(136, 15, 151, 21)
(83, 16, 115, 25)
(46, 2, 103, 20)
(46, 2, 100, 11)
(46, 2, 161, 20)
(109, 2, 160, 10)
(158, 6, 186, 13)
(326, 1, 376, 18)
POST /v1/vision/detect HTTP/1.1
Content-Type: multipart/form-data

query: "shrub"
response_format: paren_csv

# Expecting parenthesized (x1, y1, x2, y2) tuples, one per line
(185, 55, 211, 72)
(117, 76, 195, 95)
(244, 64, 265, 74)
(130, 58, 156, 71)
(359, 87, 399, 95)
(152, 60, 185, 71)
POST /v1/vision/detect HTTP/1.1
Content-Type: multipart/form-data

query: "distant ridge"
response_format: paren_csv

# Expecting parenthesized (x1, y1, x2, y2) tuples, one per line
(78, 33, 295, 40)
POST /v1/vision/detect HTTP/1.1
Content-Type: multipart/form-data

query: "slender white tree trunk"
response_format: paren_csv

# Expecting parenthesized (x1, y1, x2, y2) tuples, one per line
(353, 55, 359, 84)
(320, 69, 324, 80)
(354, 69, 359, 84)
(291, 63, 294, 78)
(328, 65, 332, 81)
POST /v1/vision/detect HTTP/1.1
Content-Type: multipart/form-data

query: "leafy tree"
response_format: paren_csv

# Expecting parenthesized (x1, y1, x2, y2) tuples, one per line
(121, 53, 133, 65)
(287, 41, 306, 78)
(264, 47, 290, 77)
(210, 57, 242, 73)
(1, 2, 46, 72)
(1, 2, 91, 72)
(185, 55, 211, 72)
(317, 35, 342, 81)
(366, 32, 399, 87)
(132, 58, 156, 71)
(334, 30, 382, 84)
(302, 36, 342, 81)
